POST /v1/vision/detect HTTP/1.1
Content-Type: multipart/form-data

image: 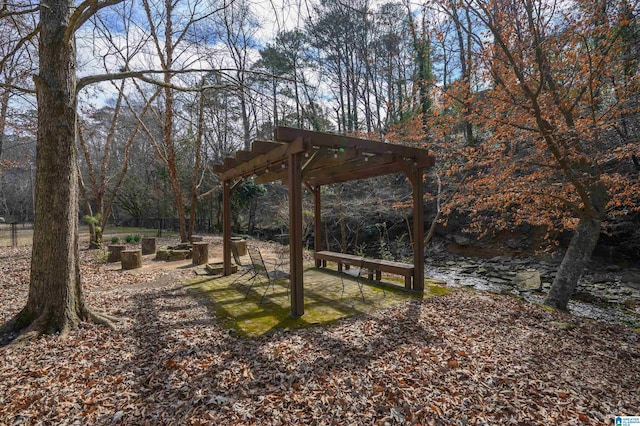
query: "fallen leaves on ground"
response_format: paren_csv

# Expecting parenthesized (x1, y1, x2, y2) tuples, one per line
(0, 244, 638, 425)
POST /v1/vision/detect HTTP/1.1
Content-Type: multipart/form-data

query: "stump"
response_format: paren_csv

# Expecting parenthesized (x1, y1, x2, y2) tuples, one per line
(231, 238, 247, 256)
(107, 244, 126, 263)
(121, 249, 142, 270)
(190, 235, 203, 242)
(192, 242, 209, 265)
(141, 237, 156, 255)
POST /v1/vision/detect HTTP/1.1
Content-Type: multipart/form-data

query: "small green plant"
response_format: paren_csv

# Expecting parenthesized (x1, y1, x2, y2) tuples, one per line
(355, 243, 368, 257)
(94, 248, 108, 264)
(125, 234, 133, 244)
(111, 236, 119, 244)
(82, 214, 103, 248)
(133, 234, 141, 243)
(378, 239, 393, 261)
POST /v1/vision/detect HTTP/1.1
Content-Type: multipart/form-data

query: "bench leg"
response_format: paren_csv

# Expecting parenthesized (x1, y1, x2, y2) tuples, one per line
(375, 270, 381, 281)
(338, 263, 343, 272)
(315, 259, 322, 268)
(367, 271, 374, 280)
(345, 264, 350, 270)
(404, 275, 412, 290)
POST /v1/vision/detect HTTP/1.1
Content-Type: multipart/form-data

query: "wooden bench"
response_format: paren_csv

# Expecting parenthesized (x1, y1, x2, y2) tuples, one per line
(314, 251, 414, 289)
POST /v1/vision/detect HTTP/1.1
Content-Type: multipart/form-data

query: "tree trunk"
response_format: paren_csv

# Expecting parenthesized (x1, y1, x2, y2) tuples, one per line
(0, 0, 80, 344)
(0, 88, 9, 160)
(0, 0, 116, 346)
(544, 217, 601, 310)
(26, 0, 86, 332)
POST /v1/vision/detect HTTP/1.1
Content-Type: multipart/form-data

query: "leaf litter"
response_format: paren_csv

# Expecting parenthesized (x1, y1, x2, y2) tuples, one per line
(0, 243, 638, 425)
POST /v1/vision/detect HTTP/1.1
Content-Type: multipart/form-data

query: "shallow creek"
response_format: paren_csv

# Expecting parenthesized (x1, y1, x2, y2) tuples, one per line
(423, 255, 640, 328)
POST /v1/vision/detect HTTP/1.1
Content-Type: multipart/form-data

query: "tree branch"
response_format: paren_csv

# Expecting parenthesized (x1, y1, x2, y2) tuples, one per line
(76, 68, 295, 92)
(65, 0, 125, 44)
(0, 82, 35, 94)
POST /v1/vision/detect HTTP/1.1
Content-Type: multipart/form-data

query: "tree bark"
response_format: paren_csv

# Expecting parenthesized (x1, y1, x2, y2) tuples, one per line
(192, 242, 209, 266)
(0, 0, 115, 346)
(544, 217, 601, 310)
(0, 88, 10, 160)
(25, 0, 85, 333)
(121, 249, 142, 270)
(1, 0, 79, 343)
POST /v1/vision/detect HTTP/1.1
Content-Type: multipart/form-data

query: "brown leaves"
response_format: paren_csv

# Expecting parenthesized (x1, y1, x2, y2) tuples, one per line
(1, 243, 639, 425)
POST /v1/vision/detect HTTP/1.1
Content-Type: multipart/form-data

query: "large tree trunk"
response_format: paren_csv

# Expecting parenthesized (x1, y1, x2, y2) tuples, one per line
(544, 217, 601, 310)
(20, 0, 87, 338)
(0, 0, 113, 345)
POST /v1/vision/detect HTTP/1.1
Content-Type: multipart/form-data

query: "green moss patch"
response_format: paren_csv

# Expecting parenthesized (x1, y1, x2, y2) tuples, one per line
(189, 265, 451, 337)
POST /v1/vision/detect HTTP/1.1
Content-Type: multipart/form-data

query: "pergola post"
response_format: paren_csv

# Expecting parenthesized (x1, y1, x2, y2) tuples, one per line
(308, 184, 322, 267)
(288, 149, 304, 317)
(222, 179, 232, 276)
(411, 167, 425, 291)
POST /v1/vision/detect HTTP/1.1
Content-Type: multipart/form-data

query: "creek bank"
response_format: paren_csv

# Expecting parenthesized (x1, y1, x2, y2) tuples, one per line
(424, 252, 640, 327)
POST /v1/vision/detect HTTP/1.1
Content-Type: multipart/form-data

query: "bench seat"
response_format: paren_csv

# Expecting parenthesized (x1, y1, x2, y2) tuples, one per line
(314, 250, 414, 289)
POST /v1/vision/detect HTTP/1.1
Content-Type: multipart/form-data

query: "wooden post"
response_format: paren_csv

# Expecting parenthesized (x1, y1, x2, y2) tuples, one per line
(141, 237, 156, 255)
(223, 180, 232, 275)
(10, 223, 17, 247)
(288, 149, 304, 318)
(121, 249, 142, 270)
(192, 242, 209, 265)
(307, 184, 322, 267)
(412, 167, 425, 291)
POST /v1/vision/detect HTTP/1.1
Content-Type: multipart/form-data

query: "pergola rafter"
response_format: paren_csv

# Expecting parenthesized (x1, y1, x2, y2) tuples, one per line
(214, 126, 435, 318)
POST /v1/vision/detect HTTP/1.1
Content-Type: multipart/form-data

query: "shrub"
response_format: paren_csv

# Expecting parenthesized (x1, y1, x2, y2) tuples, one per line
(94, 249, 108, 264)
(125, 234, 133, 243)
(133, 234, 141, 243)
(111, 236, 119, 244)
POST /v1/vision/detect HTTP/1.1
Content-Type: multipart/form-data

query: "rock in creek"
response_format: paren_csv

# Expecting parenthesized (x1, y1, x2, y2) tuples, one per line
(512, 269, 541, 291)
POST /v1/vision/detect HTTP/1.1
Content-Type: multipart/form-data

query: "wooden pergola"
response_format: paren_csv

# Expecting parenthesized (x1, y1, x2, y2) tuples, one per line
(213, 127, 435, 318)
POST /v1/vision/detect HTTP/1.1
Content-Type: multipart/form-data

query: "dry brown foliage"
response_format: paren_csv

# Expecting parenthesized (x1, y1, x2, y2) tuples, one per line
(0, 244, 638, 425)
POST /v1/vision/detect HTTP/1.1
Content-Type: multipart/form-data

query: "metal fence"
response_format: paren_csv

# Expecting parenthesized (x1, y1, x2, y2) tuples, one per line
(0, 222, 33, 247)
(116, 217, 212, 234)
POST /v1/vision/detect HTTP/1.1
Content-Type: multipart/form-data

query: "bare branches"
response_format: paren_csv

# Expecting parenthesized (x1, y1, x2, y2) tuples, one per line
(0, 22, 39, 77)
(64, 0, 125, 44)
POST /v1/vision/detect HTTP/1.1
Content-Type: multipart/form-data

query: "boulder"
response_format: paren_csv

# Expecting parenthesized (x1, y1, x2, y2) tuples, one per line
(168, 250, 191, 261)
(156, 249, 171, 261)
(205, 263, 238, 274)
(453, 233, 471, 246)
(512, 269, 541, 291)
